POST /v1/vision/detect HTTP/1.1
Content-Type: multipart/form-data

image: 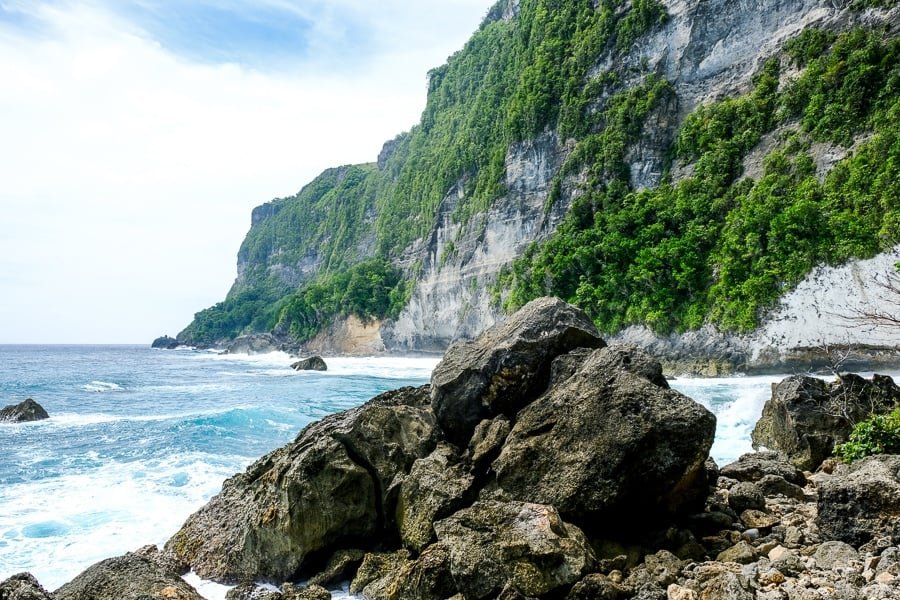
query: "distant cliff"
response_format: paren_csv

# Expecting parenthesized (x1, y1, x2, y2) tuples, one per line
(179, 0, 900, 371)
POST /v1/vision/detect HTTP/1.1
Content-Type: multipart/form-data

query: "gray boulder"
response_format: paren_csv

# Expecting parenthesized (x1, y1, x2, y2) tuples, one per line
(0, 399, 49, 423)
(226, 333, 284, 355)
(0, 573, 54, 600)
(430, 297, 604, 445)
(493, 346, 715, 527)
(165, 386, 437, 582)
(54, 552, 202, 600)
(430, 501, 596, 599)
(719, 451, 806, 486)
(816, 454, 900, 546)
(290, 356, 327, 371)
(751, 374, 900, 471)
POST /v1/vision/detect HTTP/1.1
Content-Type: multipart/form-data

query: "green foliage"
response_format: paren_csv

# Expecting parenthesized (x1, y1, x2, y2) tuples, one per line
(503, 27, 900, 334)
(178, 287, 285, 345)
(275, 258, 407, 342)
(834, 407, 900, 462)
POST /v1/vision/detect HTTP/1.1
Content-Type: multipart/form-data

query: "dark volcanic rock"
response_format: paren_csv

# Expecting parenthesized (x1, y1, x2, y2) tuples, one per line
(751, 374, 900, 471)
(719, 451, 806, 486)
(290, 356, 327, 372)
(54, 552, 202, 600)
(431, 501, 595, 599)
(430, 297, 604, 445)
(165, 386, 437, 582)
(0, 572, 54, 600)
(493, 345, 715, 527)
(0, 399, 49, 423)
(816, 454, 900, 546)
(151, 335, 179, 349)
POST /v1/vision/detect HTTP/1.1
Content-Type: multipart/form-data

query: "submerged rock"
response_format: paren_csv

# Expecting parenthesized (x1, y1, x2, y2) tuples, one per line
(0, 398, 49, 423)
(0, 572, 54, 600)
(751, 374, 900, 471)
(290, 356, 327, 371)
(165, 386, 437, 582)
(493, 345, 715, 528)
(430, 296, 604, 445)
(54, 552, 202, 600)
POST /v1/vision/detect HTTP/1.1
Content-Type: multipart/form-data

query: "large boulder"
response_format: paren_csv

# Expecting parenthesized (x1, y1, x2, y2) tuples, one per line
(430, 297, 605, 445)
(0, 573, 54, 600)
(165, 386, 438, 582)
(429, 501, 595, 600)
(751, 374, 900, 471)
(816, 454, 900, 546)
(54, 552, 202, 600)
(0, 399, 49, 423)
(718, 451, 806, 486)
(291, 356, 327, 371)
(493, 345, 716, 528)
(226, 333, 285, 355)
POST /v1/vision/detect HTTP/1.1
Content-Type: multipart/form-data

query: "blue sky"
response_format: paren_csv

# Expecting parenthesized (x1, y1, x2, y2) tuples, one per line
(0, 0, 495, 343)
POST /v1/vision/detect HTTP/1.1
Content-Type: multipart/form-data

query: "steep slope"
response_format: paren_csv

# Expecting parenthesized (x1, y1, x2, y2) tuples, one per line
(179, 0, 900, 368)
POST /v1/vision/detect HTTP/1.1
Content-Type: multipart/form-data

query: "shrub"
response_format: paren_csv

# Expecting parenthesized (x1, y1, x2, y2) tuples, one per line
(834, 407, 900, 462)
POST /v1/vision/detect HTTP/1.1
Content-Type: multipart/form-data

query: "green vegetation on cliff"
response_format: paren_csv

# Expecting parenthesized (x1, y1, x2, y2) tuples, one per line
(502, 27, 900, 333)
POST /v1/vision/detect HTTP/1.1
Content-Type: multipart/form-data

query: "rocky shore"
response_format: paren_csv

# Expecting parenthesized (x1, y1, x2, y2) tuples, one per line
(6, 298, 900, 599)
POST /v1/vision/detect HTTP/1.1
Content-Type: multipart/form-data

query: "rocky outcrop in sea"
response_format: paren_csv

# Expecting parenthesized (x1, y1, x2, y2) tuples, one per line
(0, 398, 49, 423)
(3, 297, 899, 598)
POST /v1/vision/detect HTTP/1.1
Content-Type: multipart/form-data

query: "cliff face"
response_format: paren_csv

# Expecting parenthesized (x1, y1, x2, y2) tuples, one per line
(183, 0, 900, 366)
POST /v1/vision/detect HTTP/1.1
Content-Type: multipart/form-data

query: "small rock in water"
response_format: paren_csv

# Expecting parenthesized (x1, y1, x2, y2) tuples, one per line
(0, 398, 49, 423)
(291, 356, 328, 371)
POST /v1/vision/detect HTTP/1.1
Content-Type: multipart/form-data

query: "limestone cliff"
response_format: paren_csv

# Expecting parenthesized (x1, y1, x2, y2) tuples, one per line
(181, 0, 900, 368)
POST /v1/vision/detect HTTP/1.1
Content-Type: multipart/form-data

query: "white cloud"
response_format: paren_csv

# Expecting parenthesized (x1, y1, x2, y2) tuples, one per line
(0, 0, 494, 343)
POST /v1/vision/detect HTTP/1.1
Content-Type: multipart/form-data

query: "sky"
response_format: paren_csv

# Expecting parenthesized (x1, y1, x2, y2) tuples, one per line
(0, 0, 495, 344)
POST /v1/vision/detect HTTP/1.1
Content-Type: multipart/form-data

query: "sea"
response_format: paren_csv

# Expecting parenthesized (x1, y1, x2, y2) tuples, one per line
(0, 344, 891, 597)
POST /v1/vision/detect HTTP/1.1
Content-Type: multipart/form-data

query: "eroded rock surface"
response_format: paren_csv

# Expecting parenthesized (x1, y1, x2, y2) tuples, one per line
(0, 399, 49, 423)
(54, 553, 202, 600)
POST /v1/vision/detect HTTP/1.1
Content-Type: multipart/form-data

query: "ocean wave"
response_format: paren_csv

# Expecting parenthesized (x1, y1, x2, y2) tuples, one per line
(81, 381, 123, 393)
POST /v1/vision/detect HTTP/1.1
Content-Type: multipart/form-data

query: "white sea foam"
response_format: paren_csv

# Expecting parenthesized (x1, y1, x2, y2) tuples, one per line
(183, 572, 232, 600)
(316, 356, 440, 380)
(81, 381, 124, 393)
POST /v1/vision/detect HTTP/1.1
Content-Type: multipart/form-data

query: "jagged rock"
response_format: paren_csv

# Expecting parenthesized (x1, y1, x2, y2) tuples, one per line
(290, 356, 327, 371)
(0, 572, 54, 600)
(567, 573, 630, 599)
(493, 345, 715, 527)
(817, 455, 900, 546)
(151, 335, 179, 349)
(466, 415, 511, 467)
(396, 443, 475, 552)
(349, 550, 411, 598)
(0, 399, 49, 423)
(430, 297, 604, 445)
(719, 451, 806, 486)
(751, 374, 900, 471)
(755, 474, 806, 500)
(727, 482, 766, 513)
(379, 543, 457, 600)
(431, 501, 596, 599)
(54, 552, 202, 600)
(280, 583, 330, 600)
(548, 347, 595, 388)
(226, 582, 281, 600)
(165, 386, 437, 582)
(308, 549, 365, 587)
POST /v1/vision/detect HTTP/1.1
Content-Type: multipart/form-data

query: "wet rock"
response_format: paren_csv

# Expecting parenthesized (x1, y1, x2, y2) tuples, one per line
(430, 297, 604, 445)
(817, 455, 900, 546)
(280, 583, 330, 600)
(751, 374, 900, 471)
(166, 386, 437, 582)
(151, 335, 179, 349)
(396, 443, 475, 552)
(719, 452, 806, 486)
(290, 356, 327, 372)
(225, 582, 280, 600)
(54, 553, 202, 600)
(494, 346, 715, 527)
(432, 501, 596, 599)
(0, 399, 49, 423)
(0, 572, 54, 600)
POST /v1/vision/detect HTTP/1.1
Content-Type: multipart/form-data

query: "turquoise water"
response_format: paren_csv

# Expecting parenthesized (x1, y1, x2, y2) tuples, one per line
(0, 345, 437, 590)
